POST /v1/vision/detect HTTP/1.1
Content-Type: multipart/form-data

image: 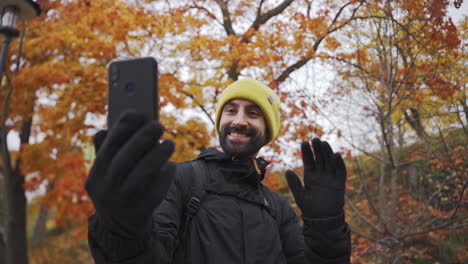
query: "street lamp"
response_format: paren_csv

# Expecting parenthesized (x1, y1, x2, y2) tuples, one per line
(0, 0, 41, 85)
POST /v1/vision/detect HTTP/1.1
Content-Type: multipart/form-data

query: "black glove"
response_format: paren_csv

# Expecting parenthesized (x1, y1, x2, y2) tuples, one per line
(286, 138, 346, 219)
(85, 111, 175, 239)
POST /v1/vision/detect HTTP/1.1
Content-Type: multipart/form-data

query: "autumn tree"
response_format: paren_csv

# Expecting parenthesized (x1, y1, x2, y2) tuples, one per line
(321, 0, 467, 262)
(0, 1, 210, 263)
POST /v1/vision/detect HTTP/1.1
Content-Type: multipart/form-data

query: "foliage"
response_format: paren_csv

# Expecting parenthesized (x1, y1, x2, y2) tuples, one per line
(28, 225, 93, 264)
(347, 136, 467, 263)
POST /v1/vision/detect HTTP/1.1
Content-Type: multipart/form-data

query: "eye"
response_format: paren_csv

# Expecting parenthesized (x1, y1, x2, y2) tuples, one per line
(248, 110, 260, 117)
(224, 107, 236, 114)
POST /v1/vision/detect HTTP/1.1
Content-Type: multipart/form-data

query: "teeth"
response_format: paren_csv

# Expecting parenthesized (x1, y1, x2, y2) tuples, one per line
(230, 132, 247, 137)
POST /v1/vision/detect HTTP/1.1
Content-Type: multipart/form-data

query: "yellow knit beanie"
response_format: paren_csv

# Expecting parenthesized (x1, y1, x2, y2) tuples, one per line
(215, 78, 281, 144)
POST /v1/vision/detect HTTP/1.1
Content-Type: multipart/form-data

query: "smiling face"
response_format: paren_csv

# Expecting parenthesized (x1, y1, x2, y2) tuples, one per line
(218, 99, 268, 158)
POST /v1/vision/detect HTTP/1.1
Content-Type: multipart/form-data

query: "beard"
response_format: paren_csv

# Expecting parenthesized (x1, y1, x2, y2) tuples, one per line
(219, 125, 267, 158)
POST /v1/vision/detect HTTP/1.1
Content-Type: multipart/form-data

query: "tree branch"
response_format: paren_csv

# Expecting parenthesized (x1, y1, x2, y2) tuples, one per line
(256, 0, 265, 18)
(190, 2, 224, 27)
(353, 157, 386, 226)
(449, 179, 466, 220)
(215, 0, 236, 36)
(313, 0, 365, 53)
(258, 0, 294, 25)
(351, 228, 380, 243)
(240, 0, 294, 43)
(292, 79, 393, 166)
(404, 172, 465, 234)
(398, 215, 468, 240)
(275, 57, 312, 85)
(182, 91, 215, 125)
(275, 0, 364, 85)
(346, 194, 384, 234)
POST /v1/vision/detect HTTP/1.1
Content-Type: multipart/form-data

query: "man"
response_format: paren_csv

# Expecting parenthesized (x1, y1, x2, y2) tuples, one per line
(86, 79, 351, 263)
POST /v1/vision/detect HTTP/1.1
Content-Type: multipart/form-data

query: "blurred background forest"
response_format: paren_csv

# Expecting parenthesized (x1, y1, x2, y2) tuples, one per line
(0, 0, 466, 263)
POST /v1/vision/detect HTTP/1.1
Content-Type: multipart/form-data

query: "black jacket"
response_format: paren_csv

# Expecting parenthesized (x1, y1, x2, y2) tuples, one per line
(88, 148, 351, 263)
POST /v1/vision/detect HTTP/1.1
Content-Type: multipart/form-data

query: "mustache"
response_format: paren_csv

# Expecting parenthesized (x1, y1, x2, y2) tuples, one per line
(222, 125, 256, 137)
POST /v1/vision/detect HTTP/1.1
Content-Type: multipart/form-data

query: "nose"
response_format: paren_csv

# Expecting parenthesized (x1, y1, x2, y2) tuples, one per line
(232, 111, 248, 127)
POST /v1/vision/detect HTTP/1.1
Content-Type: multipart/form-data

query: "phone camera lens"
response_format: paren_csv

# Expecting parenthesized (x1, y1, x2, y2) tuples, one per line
(126, 82, 136, 96)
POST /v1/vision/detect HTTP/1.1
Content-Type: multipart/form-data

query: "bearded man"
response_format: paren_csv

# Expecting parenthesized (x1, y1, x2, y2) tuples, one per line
(86, 79, 351, 264)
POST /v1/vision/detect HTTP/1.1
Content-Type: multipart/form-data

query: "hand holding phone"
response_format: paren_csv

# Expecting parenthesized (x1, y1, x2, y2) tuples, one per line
(85, 57, 175, 241)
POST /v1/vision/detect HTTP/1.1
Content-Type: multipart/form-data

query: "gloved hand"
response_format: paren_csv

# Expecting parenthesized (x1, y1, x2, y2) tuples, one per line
(286, 138, 346, 219)
(85, 111, 175, 239)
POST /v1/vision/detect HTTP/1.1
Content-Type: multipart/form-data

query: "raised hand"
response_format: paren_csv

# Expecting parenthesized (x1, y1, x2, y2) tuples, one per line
(286, 138, 346, 219)
(85, 111, 175, 239)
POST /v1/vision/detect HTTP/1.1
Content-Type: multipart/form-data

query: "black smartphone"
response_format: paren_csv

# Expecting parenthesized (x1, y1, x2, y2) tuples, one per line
(107, 57, 159, 129)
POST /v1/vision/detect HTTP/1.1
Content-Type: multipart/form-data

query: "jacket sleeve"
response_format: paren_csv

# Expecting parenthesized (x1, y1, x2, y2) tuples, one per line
(152, 162, 192, 263)
(303, 212, 351, 264)
(278, 194, 351, 264)
(88, 214, 159, 264)
(276, 196, 306, 264)
(87, 162, 189, 264)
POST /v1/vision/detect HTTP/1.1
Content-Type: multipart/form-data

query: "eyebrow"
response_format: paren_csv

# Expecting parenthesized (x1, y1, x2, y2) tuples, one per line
(223, 102, 264, 116)
(224, 102, 262, 111)
(224, 102, 238, 108)
(246, 104, 262, 112)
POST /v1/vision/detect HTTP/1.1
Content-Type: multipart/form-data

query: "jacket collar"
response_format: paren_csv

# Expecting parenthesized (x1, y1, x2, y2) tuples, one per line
(197, 147, 270, 184)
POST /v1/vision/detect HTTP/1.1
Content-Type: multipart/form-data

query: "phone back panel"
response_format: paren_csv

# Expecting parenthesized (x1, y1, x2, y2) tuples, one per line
(107, 57, 158, 129)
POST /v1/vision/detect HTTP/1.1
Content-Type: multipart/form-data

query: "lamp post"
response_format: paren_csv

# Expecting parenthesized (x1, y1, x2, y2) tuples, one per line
(0, 0, 41, 85)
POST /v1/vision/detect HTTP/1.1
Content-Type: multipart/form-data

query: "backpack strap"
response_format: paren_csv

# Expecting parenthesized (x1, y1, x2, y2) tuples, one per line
(181, 160, 207, 238)
(175, 159, 209, 264)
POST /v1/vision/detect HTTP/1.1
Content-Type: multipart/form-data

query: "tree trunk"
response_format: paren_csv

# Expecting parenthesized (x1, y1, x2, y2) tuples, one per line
(1, 117, 33, 264)
(460, 99, 468, 126)
(378, 137, 387, 230)
(4, 168, 28, 264)
(404, 108, 428, 140)
(0, 227, 5, 263)
(31, 205, 49, 248)
(0, 178, 5, 263)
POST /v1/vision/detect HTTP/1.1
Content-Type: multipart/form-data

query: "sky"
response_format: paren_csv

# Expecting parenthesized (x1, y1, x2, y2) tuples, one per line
(448, 2, 467, 23)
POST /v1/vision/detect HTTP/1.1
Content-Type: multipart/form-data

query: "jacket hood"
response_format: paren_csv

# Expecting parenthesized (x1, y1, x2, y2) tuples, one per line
(197, 147, 232, 161)
(196, 147, 270, 184)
